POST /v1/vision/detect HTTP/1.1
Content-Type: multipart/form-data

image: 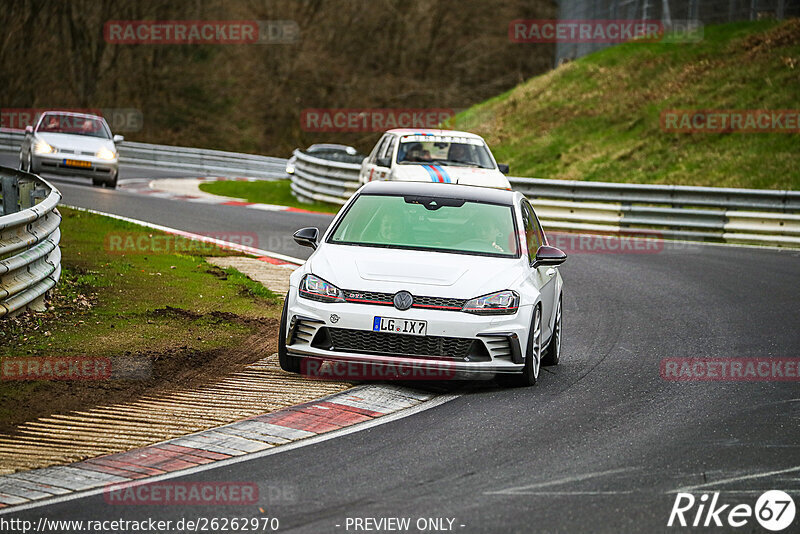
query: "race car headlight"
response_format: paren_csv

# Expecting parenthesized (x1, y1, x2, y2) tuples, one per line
(96, 147, 117, 160)
(462, 290, 519, 315)
(33, 139, 54, 154)
(299, 274, 345, 303)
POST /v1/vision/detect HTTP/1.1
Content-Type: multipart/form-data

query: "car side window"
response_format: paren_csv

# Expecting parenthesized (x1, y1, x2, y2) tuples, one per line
(380, 137, 395, 166)
(521, 201, 541, 265)
(370, 135, 388, 164)
(532, 207, 546, 246)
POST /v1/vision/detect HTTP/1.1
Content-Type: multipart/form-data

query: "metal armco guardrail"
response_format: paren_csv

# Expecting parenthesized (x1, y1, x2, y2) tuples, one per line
(0, 129, 287, 180)
(0, 166, 62, 317)
(290, 150, 800, 247)
(290, 149, 361, 205)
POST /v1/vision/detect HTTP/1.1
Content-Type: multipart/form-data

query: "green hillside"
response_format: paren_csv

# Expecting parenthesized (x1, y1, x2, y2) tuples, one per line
(453, 19, 800, 190)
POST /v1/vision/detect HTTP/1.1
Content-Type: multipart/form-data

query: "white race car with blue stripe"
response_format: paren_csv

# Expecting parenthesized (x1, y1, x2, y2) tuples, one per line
(359, 129, 512, 189)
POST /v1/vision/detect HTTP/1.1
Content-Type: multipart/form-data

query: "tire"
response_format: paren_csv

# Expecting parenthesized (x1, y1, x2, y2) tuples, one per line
(92, 178, 104, 187)
(26, 151, 33, 173)
(278, 293, 302, 373)
(106, 173, 118, 189)
(541, 296, 562, 366)
(498, 305, 541, 387)
(18, 151, 24, 170)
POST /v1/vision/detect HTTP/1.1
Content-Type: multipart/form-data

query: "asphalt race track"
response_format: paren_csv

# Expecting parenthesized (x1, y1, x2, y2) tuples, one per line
(3, 155, 799, 532)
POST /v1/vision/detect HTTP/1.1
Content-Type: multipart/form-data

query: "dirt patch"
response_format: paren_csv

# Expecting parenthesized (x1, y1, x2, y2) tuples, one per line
(740, 18, 800, 57)
(0, 314, 278, 435)
(206, 256, 294, 296)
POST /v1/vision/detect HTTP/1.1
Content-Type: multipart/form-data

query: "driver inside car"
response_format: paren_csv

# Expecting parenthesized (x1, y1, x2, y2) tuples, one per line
(447, 143, 470, 164)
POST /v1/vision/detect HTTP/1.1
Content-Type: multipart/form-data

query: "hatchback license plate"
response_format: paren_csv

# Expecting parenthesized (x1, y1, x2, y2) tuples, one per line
(373, 316, 427, 336)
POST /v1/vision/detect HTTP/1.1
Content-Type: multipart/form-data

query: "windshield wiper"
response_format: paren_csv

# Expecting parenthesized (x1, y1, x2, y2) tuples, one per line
(433, 160, 483, 168)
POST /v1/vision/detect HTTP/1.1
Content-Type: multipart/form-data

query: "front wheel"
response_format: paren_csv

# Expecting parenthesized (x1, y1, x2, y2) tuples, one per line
(541, 296, 562, 366)
(278, 293, 302, 373)
(497, 305, 541, 387)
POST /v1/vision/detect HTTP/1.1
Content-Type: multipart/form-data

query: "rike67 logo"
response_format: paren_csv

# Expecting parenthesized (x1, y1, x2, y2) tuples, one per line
(669, 491, 795, 531)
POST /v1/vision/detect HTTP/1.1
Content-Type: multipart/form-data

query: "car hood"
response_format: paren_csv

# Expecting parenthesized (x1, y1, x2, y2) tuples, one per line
(393, 164, 511, 189)
(308, 243, 524, 298)
(36, 132, 115, 152)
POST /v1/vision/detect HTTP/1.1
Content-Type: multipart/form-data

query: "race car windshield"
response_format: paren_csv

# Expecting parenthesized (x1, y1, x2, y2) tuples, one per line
(396, 137, 495, 169)
(37, 114, 111, 139)
(329, 193, 519, 258)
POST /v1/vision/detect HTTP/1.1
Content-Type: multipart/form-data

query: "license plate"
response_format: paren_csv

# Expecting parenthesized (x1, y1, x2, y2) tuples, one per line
(63, 159, 91, 168)
(373, 316, 427, 336)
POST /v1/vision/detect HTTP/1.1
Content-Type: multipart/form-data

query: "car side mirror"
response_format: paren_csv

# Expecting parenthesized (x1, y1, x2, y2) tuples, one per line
(497, 163, 509, 174)
(532, 245, 567, 268)
(293, 227, 319, 249)
(376, 156, 390, 168)
(113, 134, 124, 143)
(25, 126, 33, 134)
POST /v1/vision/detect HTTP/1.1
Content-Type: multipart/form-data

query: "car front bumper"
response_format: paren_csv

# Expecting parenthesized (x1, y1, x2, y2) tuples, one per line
(33, 153, 118, 178)
(285, 288, 532, 378)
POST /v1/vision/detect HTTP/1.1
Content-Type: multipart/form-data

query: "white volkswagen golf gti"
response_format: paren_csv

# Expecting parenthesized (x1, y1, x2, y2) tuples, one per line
(279, 181, 566, 386)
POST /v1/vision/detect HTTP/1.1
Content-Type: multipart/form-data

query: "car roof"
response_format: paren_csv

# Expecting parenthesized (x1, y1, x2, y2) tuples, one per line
(358, 180, 519, 205)
(38, 110, 105, 121)
(307, 143, 355, 151)
(385, 128, 484, 140)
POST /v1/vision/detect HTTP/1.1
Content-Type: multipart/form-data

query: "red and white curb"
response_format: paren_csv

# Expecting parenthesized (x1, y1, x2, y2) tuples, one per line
(0, 384, 453, 511)
(120, 177, 331, 216)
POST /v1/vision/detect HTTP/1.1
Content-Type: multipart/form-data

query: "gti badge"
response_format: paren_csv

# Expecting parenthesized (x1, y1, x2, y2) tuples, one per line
(330, 314, 339, 323)
(393, 291, 414, 311)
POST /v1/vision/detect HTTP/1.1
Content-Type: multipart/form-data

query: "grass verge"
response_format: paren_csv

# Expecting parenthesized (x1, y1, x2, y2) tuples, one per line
(199, 179, 341, 214)
(0, 207, 282, 431)
(453, 20, 800, 189)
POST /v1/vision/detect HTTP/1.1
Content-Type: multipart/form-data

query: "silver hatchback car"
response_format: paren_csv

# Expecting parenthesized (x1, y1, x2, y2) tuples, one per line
(19, 111, 123, 188)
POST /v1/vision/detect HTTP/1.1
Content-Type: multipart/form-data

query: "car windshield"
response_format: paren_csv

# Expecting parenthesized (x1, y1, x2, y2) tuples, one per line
(329, 193, 518, 257)
(396, 135, 495, 169)
(37, 113, 110, 139)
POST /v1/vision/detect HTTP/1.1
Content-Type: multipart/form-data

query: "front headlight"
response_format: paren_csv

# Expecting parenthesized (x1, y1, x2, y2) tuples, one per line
(299, 274, 345, 303)
(96, 147, 117, 160)
(33, 139, 54, 154)
(462, 290, 519, 315)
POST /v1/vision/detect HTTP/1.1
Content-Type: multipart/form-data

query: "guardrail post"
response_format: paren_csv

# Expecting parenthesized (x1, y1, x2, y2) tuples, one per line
(1, 175, 19, 215)
(19, 181, 34, 209)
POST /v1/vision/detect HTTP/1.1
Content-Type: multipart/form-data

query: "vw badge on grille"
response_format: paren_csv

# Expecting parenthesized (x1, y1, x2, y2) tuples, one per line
(393, 291, 414, 311)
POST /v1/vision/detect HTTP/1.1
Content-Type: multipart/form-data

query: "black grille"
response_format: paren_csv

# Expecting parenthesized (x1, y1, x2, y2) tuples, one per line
(412, 295, 466, 310)
(342, 290, 466, 311)
(324, 328, 474, 360)
(343, 290, 393, 306)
